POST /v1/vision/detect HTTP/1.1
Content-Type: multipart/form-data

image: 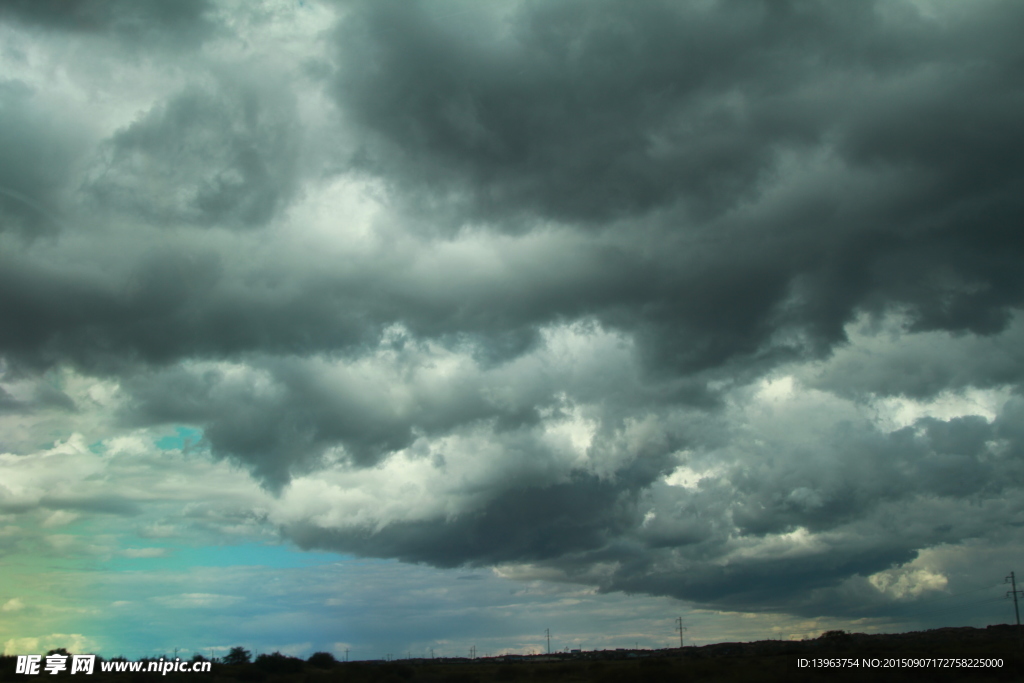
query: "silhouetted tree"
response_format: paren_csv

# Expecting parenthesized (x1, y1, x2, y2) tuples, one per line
(254, 651, 303, 674)
(223, 647, 251, 665)
(307, 651, 337, 668)
(819, 630, 850, 640)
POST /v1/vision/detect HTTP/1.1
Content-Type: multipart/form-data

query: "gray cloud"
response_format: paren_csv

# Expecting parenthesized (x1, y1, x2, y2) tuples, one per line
(332, 0, 1024, 360)
(287, 470, 650, 568)
(803, 315, 1024, 400)
(2, 0, 1024, 625)
(333, 0, 842, 224)
(277, 390, 1024, 615)
(0, 0, 214, 45)
(0, 386, 24, 414)
(0, 80, 79, 239)
(4, 1, 1021, 373)
(86, 83, 300, 229)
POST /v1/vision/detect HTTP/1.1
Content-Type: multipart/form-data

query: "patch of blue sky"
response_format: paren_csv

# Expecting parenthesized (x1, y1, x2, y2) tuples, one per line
(155, 426, 205, 451)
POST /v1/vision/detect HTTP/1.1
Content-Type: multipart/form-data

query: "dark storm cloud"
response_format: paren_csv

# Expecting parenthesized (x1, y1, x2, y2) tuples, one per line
(116, 330, 676, 487)
(614, 405, 1024, 613)
(0, 0, 214, 45)
(334, 0, 841, 224)
(4, 0, 1024, 622)
(335, 0, 1024, 227)
(280, 395, 1024, 614)
(281, 421, 686, 565)
(0, 245, 382, 372)
(288, 470, 650, 568)
(7, 0, 1023, 387)
(333, 0, 1024, 363)
(118, 357, 440, 486)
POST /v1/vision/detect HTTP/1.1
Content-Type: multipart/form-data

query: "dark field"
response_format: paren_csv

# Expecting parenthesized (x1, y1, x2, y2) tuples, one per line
(4, 625, 1021, 683)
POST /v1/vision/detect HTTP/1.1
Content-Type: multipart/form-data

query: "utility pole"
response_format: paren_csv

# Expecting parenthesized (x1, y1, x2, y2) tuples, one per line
(469, 645, 476, 659)
(345, 648, 349, 662)
(545, 629, 551, 655)
(1007, 572, 1023, 626)
(675, 617, 687, 648)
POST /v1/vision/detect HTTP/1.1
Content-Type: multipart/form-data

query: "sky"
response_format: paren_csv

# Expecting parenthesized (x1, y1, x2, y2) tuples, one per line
(2, 0, 1024, 660)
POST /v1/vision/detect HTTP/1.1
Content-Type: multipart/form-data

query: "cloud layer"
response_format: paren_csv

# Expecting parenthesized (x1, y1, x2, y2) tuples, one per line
(3, 0, 1024, 633)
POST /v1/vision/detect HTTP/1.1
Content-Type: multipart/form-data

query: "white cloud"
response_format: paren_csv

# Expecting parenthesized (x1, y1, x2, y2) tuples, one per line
(151, 593, 243, 609)
(2, 598, 25, 613)
(121, 548, 169, 559)
(3, 634, 98, 656)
